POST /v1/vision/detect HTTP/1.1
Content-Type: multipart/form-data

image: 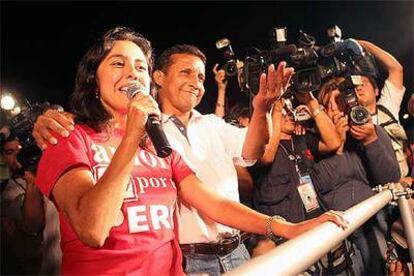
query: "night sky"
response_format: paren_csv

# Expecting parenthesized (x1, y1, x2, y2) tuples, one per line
(1, 1, 413, 128)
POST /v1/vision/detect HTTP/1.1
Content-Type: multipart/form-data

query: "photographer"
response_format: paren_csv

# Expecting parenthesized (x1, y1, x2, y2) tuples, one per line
(355, 40, 408, 177)
(213, 63, 228, 118)
(224, 104, 252, 128)
(1, 131, 45, 275)
(252, 95, 360, 274)
(314, 77, 401, 275)
(1, 123, 62, 275)
(213, 60, 244, 118)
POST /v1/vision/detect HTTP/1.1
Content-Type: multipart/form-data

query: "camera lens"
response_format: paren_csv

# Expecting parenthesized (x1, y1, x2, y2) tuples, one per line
(293, 68, 321, 94)
(224, 62, 238, 77)
(350, 106, 369, 125)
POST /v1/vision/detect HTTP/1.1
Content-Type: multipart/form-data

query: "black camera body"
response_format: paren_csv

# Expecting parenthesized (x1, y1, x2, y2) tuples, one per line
(6, 102, 51, 175)
(215, 38, 238, 77)
(238, 26, 378, 98)
(338, 75, 370, 125)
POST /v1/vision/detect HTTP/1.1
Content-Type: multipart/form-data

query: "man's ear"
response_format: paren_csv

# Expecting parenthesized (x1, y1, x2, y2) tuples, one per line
(153, 70, 164, 87)
(375, 88, 379, 97)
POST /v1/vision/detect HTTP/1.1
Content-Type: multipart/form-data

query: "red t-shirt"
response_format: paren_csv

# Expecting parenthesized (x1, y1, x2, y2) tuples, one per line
(36, 124, 193, 275)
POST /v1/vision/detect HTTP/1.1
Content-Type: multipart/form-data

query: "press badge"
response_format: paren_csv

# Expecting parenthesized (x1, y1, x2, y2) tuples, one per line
(297, 173, 320, 213)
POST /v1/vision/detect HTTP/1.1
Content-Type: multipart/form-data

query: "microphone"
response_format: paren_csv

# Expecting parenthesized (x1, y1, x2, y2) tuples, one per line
(126, 84, 172, 158)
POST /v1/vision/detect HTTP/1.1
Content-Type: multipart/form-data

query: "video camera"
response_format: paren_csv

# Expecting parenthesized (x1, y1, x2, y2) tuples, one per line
(2, 101, 60, 175)
(236, 26, 378, 98)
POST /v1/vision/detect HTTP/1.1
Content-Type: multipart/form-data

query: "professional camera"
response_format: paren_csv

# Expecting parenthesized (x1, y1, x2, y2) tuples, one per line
(215, 38, 238, 77)
(316, 27, 378, 80)
(239, 28, 323, 96)
(238, 27, 296, 96)
(338, 75, 370, 125)
(238, 26, 378, 98)
(5, 101, 58, 175)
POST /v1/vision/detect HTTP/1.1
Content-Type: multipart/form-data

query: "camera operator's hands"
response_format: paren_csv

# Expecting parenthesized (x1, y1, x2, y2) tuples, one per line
(212, 64, 227, 90)
(22, 171, 36, 185)
(294, 91, 315, 105)
(253, 62, 294, 114)
(356, 39, 404, 90)
(295, 92, 321, 118)
(350, 117, 378, 145)
(328, 110, 348, 154)
(22, 170, 45, 234)
(236, 60, 244, 87)
(32, 109, 75, 150)
(331, 110, 349, 142)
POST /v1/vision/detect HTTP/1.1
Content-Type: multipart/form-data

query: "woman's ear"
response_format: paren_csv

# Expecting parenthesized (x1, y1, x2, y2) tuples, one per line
(153, 70, 164, 87)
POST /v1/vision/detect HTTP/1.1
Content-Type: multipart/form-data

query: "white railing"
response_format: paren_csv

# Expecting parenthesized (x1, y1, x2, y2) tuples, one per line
(397, 194, 414, 263)
(226, 190, 394, 276)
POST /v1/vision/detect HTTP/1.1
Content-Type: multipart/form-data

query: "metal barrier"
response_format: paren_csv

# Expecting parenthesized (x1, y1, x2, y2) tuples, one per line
(226, 189, 398, 276)
(396, 189, 414, 264)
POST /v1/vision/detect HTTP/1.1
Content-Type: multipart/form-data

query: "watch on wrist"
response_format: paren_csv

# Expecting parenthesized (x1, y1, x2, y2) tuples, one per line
(311, 105, 325, 118)
(266, 215, 286, 243)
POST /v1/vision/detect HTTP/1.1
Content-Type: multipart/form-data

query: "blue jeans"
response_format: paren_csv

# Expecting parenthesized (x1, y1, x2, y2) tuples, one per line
(183, 244, 250, 276)
(350, 211, 388, 275)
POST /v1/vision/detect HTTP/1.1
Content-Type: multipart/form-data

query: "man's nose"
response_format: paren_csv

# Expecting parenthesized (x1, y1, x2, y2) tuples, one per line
(187, 76, 202, 91)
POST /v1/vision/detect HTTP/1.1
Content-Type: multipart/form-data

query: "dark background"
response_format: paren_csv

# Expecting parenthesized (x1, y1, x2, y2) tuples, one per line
(1, 1, 413, 129)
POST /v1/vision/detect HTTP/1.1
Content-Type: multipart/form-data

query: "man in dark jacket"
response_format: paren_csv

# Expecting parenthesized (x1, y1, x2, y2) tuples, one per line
(313, 78, 401, 275)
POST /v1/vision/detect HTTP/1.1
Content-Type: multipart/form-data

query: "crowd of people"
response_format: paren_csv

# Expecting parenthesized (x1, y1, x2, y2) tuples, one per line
(213, 34, 414, 275)
(1, 25, 413, 275)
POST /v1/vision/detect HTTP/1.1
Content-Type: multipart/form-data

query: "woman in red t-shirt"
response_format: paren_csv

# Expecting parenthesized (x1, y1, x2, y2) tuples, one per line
(36, 26, 347, 275)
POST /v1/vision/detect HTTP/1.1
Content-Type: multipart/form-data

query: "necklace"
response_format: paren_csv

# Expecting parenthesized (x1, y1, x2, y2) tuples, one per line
(279, 139, 297, 161)
(279, 139, 303, 174)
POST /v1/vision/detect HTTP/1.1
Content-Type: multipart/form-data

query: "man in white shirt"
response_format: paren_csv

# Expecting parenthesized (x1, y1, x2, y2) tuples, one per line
(355, 40, 408, 176)
(32, 44, 294, 275)
(151, 44, 293, 275)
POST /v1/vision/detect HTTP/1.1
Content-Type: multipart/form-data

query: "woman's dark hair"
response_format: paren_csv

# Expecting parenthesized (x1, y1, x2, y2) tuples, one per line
(317, 77, 345, 107)
(70, 26, 153, 131)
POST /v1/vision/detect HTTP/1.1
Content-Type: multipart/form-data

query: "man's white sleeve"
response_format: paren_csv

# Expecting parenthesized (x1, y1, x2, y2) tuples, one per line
(377, 79, 406, 122)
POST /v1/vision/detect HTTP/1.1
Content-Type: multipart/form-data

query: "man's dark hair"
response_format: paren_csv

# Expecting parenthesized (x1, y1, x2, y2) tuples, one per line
(223, 104, 252, 127)
(154, 44, 206, 73)
(70, 26, 153, 131)
(364, 75, 378, 91)
(229, 104, 252, 120)
(1, 132, 17, 156)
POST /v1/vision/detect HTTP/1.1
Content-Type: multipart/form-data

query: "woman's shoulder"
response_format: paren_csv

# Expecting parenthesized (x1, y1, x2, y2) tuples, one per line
(71, 123, 107, 142)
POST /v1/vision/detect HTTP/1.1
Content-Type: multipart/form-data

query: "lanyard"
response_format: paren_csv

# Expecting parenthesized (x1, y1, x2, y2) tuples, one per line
(280, 140, 321, 213)
(279, 139, 302, 174)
